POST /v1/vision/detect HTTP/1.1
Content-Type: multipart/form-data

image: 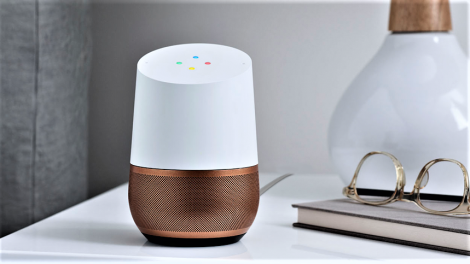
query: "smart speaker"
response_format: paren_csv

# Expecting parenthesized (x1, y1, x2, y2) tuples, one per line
(128, 43, 259, 247)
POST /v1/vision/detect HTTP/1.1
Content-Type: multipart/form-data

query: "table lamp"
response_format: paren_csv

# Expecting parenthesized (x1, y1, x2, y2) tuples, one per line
(329, 0, 467, 195)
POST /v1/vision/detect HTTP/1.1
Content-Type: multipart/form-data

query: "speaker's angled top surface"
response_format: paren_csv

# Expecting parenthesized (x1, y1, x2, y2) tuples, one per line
(130, 44, 258, 171)
(137, 43, 252, 85)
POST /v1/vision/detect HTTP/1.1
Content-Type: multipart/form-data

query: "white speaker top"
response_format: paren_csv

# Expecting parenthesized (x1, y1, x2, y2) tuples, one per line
(130, 43, 258, 170)
(137, 43, 252, 85)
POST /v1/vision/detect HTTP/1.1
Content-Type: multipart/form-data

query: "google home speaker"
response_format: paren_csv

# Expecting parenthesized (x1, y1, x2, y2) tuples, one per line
(128, 43, 259, 247)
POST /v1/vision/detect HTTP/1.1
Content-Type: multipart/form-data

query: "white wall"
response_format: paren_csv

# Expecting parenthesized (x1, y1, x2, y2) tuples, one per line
(89, 1, 468, 197)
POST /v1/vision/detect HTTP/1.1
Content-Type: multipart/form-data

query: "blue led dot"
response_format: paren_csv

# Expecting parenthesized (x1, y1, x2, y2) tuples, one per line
(193, 56, 199, 59)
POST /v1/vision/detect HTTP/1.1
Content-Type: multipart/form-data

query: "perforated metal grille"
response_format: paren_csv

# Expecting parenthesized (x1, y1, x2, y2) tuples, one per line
(128, 167, 259, 233)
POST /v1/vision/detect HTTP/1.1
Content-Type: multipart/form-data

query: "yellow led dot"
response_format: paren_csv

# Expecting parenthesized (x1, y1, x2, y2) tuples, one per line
(189, 67, 195, 70)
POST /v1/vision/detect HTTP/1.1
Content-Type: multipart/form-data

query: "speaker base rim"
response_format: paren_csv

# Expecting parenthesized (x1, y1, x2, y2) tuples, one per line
(142, 233, 245, 247)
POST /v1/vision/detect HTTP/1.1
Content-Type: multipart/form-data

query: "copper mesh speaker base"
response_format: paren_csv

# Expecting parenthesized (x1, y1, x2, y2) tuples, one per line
(129, 164, 259, 247)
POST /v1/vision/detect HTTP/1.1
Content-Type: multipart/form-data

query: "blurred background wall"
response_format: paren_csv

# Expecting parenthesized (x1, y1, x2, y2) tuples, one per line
(1, 0, 91, 237)
(88, 0, 468, 197)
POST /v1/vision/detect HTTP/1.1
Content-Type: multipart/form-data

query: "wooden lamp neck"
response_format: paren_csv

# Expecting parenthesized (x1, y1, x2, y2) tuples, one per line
(389, 0, 452, 33)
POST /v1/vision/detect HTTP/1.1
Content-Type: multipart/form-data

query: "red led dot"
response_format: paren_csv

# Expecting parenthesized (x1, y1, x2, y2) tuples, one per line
(205, 62, 211, 65)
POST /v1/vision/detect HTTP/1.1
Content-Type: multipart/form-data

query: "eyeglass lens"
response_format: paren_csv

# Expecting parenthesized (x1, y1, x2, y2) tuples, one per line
(356, 154, 397, 202)
(418, 161, 464, 211)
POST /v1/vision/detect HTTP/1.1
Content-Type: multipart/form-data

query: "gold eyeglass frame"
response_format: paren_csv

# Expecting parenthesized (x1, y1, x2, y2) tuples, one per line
(343, 151, 470, 215)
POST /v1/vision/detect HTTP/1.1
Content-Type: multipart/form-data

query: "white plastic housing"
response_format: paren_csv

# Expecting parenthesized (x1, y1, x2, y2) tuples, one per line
(130, 44, 258, 170)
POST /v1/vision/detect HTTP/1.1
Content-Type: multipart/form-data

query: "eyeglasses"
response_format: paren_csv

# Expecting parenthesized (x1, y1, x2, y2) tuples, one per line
(343, 151, 470, 215)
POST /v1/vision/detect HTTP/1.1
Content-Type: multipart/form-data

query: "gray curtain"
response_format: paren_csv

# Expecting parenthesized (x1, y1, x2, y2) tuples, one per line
(0, 0, 91, 237)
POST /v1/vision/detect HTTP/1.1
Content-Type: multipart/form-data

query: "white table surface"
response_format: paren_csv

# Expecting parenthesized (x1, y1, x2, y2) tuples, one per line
(1, 173, 469, 263)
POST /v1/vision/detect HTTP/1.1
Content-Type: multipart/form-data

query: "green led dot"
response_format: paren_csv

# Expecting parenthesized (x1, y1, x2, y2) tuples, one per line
(176, 62, 182, 65)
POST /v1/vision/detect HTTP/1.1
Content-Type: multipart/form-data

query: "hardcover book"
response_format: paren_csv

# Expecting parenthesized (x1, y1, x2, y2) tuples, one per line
(292, 199, 470, 255)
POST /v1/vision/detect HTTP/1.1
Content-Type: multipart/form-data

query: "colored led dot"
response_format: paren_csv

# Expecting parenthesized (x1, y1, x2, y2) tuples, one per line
(189, 67, 195, 70)
(193, 56, 199, 59)
(176, 62, 182, 64)
(205, 62, 211, 65)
